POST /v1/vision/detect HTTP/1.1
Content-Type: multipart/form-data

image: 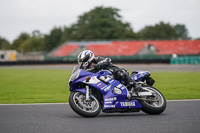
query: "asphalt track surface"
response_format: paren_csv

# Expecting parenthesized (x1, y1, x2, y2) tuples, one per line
(0, 100, 200, 133)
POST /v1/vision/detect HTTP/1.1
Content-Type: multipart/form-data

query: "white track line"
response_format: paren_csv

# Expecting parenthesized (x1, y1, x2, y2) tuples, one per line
(0, 99, 200, 106)
(167, 99, 200, 102)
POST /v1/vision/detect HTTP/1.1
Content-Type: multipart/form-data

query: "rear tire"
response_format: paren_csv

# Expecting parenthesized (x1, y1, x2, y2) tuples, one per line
(69, 92, 101, 117)
(138, 85, 166, 115)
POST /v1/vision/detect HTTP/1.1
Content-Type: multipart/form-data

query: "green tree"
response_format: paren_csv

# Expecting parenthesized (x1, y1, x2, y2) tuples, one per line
(174, 24, 189, 39)
(19, 37, 44, 52)
(137, 22, 178, 40)
(44, 27, 63, 51)
(60, 26, 75, 43)
(0, 37, 10, 50)
(19, 30, 44, 52)
(11, 33, 30, 52)
(70, 6, 135, 41)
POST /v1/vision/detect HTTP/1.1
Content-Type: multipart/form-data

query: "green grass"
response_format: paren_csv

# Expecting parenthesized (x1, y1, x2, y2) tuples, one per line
(152, 72, 200, 100)
(0, 69, 72, 104)
(0, 69, 200, 104)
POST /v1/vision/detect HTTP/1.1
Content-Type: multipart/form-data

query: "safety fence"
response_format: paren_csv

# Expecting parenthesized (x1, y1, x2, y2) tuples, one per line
(170, 56, 200, 64)
(1, 55, 199, 65)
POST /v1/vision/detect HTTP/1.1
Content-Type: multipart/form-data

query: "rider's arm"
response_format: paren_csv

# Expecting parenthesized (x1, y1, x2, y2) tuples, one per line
(86, 57, 111, 73)
(93, 56, 111, 69)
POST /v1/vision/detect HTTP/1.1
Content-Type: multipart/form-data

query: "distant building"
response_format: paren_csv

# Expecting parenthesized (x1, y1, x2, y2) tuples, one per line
(16, 51, 45, 61)
(0, 50, 17, 62)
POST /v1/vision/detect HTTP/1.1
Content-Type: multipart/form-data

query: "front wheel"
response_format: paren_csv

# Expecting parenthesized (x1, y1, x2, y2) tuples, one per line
(138, 85, 167, 115)
(69, 92, 101, 117)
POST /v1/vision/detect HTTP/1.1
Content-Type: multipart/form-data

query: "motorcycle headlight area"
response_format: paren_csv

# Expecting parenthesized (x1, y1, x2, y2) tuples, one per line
(114, 87, 122, 94)
(69, 69, 81, 82)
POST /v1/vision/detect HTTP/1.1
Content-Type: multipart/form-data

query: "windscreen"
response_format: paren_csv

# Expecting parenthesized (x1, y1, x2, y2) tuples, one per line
(69, 66, 82, 84)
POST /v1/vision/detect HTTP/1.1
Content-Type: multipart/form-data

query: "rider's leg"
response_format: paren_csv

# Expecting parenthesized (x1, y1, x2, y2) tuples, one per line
(113, 69, 141, 95)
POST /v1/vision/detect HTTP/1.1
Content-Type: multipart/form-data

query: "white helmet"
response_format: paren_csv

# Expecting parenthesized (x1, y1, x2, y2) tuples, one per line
(77, 50, 95, 69)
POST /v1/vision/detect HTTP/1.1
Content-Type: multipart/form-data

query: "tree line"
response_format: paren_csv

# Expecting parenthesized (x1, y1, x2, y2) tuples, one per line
(0, 6, 190, 53)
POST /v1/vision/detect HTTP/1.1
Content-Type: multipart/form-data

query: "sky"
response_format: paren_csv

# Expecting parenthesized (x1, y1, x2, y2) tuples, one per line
(0, 0, 200, 42)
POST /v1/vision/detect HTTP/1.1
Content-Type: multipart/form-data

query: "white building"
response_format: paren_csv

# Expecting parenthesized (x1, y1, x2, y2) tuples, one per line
(0, 50, 17, 61)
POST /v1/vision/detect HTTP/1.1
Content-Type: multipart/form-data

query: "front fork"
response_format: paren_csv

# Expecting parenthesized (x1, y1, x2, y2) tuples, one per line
(86, 85, 90, 101)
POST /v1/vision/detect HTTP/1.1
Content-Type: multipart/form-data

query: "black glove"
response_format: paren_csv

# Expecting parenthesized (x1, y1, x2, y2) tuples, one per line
(93, 64, 101, 70)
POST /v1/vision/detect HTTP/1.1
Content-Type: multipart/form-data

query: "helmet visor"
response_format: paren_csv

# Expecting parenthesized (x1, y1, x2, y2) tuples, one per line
(78, 54, 90, 69)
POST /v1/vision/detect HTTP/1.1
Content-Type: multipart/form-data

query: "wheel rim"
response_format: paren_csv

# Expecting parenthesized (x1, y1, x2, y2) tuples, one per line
(73, 92, 99, 113)
(142, 87, 164, 108)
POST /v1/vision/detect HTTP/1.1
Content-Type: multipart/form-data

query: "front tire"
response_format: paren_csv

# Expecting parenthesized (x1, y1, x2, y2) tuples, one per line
(138, 85, 166, 115)
(69, 92, 101, 117)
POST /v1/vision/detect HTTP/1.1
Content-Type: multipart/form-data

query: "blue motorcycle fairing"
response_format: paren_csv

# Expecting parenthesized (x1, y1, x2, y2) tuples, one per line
(72, 88, 86, 94)
(96, 70, 112, 77)
(102, 81, 127, 109)
(112, 100, 143, 109)
(79, 70, 95, 78)
(102, 84, 142, 109)
(131, 71, 150, 81)
(69, 76, 89, 91)
(69, 69, 95, 91)
(69, 68, 145, 111)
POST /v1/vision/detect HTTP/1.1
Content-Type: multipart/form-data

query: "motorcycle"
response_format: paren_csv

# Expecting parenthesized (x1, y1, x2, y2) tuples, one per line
(68, 66, 166, 117)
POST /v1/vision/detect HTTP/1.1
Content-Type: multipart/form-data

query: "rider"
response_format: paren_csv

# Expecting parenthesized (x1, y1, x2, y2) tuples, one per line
(77, 50, 141, 94)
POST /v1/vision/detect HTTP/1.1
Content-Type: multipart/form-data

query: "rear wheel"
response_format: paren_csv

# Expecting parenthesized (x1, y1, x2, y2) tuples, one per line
(138, 85, 166, 115)
(69, 92, 101, 117)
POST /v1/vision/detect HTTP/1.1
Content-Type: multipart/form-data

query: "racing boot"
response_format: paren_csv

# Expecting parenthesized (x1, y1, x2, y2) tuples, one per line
(131, 83, 142, 96)
(126, 81, 135, 91)
(126, 80, 143, 96)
